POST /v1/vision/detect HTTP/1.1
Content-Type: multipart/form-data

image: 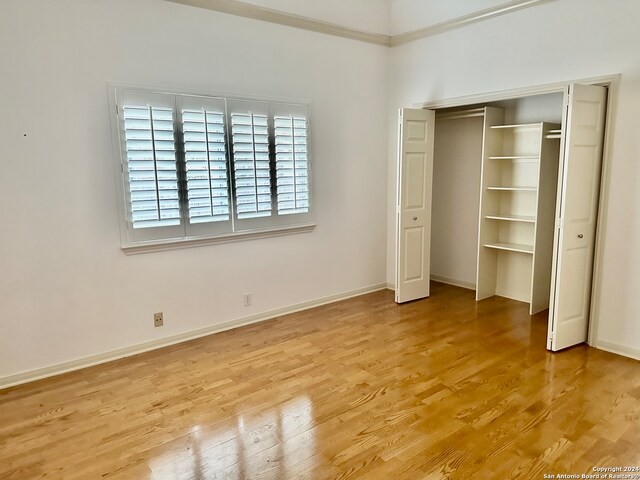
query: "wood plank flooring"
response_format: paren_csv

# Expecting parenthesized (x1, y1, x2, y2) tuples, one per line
(1, 282, 640, 479)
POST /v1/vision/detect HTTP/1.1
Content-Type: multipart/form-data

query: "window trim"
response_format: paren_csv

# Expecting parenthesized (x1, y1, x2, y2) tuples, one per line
(119, 223, 316, 255)
(107, 83, 316, 254)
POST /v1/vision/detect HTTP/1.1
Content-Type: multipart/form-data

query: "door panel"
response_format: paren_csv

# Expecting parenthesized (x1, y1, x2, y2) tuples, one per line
(403, 227, 425, 282)
(405, 153, 426, 208)
(548, 84, 607, 351)
(396, 108, 435, 303)
(556, 247, 588, 320)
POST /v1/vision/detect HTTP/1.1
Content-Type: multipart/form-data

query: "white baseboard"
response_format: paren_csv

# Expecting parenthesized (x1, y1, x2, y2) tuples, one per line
(0, 283, 387, 390)
(385, 276, 476, 292)
(430, 274, 476, 291)
(595, 340, 640, 362)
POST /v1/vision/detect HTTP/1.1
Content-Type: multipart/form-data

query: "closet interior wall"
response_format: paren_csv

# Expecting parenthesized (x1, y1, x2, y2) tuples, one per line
(431, 113, 483, 288)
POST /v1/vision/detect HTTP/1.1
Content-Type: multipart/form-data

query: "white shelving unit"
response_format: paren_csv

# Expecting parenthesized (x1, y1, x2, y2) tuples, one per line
(476, 107, 560, 315)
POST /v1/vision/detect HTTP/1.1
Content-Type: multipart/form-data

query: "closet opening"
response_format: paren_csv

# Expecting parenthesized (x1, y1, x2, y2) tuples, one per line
(396, 83, 611, 352)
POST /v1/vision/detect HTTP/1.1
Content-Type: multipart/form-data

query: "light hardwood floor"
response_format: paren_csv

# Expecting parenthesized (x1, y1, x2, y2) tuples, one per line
(1, 282, 639, 479)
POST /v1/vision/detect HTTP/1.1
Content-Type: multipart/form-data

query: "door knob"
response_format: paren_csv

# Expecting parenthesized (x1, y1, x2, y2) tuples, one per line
(413, 217, 418, 221)
(577, 234, 583, 238)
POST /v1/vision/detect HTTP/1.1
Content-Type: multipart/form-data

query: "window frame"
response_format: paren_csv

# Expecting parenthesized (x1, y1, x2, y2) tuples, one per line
(108, 84, 315, 254)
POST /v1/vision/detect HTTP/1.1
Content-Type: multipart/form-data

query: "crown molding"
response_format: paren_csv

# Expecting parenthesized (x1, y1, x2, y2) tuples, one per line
(166, 0, 555, 48)
(390, 0, 555, 46)
(166, 0, 391, 46)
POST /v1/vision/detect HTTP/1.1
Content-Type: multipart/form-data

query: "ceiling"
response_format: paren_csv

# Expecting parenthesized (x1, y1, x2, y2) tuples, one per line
(389, 0, 518, 36)
(167, 0, 554, 46)
(238, 0, 527, 36)
(236, 0, 390, 35)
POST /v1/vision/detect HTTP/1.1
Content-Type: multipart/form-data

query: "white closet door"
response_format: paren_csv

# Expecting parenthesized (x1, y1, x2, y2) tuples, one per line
(395, 108, 435, 303)
(547, 84, 607, 351)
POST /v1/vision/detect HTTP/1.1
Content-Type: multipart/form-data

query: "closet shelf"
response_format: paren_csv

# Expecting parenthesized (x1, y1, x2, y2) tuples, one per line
(484, 214, 536, 223)
(490, 123, 541, 130)
(486, 186, 537, 192)
(489, 156, 539, 161)
(483, 242, 534, 254)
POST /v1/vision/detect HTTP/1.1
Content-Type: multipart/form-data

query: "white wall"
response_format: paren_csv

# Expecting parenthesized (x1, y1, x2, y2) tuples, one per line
(0, 0, 389, 380)
(387, 0, 640, 356)
(495, 92, 564, 124)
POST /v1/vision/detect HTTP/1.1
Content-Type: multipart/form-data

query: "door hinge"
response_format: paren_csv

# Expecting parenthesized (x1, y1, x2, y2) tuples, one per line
(555, 217, 564, 230)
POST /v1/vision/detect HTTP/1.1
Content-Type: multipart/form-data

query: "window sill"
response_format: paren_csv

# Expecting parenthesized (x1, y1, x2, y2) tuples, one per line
(121, 223, 316, 255)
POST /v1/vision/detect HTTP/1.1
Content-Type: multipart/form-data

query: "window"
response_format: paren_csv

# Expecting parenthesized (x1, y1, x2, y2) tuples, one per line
(109, 87, 314, 252)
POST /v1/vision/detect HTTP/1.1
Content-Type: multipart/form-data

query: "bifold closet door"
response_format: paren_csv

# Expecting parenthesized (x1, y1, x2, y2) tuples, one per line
(547, 84, 607, 351)
(395, 108, 435, 303)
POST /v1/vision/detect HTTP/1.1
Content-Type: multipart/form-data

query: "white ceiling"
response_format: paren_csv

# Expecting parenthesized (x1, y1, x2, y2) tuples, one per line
(237, 0, 390, 34)
(390, 0, 514, 36)
(238, 0, 517, 36)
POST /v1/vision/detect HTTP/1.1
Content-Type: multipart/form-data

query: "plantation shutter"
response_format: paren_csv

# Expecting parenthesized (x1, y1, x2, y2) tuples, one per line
(116, 90, 184, 243)
(123, 105, 180, 228)
(274, 114, 309, 214)
(228, 100, 273, 230)
(178, 95, 233, 237)
(112, 88, 315, 249)
(270, 103, 313, 227)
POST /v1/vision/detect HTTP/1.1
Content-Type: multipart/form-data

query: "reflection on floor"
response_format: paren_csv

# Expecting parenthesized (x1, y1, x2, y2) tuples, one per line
(1, 282, 640, 479)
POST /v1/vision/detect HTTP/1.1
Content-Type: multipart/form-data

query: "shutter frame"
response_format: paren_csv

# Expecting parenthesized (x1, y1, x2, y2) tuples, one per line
(178, 95, 233, 238)
(227, 99, 276, 232)
(115, 89, 186, 244)
(270, 102, 315, 227)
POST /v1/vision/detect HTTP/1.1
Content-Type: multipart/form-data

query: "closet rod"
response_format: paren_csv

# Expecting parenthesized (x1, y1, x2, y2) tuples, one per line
(435, 107, 485, 121)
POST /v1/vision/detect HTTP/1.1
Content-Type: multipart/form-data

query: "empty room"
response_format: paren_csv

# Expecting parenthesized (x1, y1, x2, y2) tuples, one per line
(1, 0, 640, 478)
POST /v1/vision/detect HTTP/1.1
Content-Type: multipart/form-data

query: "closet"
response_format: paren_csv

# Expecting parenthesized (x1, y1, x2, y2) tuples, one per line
(395, 83, 608, 352)
(476, 108, 560, 315)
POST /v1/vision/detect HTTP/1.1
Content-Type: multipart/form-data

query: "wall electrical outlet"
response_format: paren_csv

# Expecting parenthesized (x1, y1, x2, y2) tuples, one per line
(154, 312, 164, 327)
(243, 293, 252, 307)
